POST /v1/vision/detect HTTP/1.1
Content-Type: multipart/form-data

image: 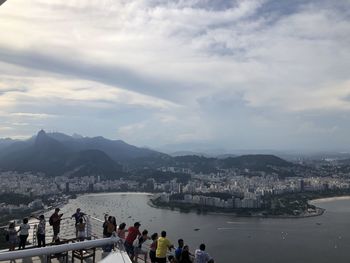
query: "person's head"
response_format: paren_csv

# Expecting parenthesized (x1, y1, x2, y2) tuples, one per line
(183, 245, 189, 251)
(161, 230, 166, 237)
(199, 243, 206, 251)
(119, 222, 126, 230)
(111, 217, 117, 225)
(76, 208, 81, 213)
(108, 216, 113, 222)
(55, 208, 60, 214)
(142, 230, 148, 236)
(134, 222, 141, 228)
(23, 218, 28, 224)
(9, 222, 15, 229)
(151, 233, 158, 241)
(39, 215, 45, 220)
(178, 239, 184, 248)
(79, 218, 83, 224)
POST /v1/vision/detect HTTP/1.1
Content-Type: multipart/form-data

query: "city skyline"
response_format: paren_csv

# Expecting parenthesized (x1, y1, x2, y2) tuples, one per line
(0, 0, 350, 151)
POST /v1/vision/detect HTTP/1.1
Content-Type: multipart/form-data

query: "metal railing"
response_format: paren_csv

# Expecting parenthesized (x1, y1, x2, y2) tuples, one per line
(0, 235, 131, 262)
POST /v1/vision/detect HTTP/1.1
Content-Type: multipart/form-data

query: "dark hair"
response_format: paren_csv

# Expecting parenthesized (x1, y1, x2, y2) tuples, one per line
(199, 243, 206, 251)
(23, 218, 28, 224)
(168, 255, 175, 261)
(39, 215, 45, 220)
(142, 230, 148, 235)
(9, 222, 15, 229)
(151, 233, 158, 240)
(119, 222, 126, 230)
(134, 222, 141, 227)
(178, 239, 184, 245)
(108, 216, 113, 221)
(55, 208, 60, 212)
(161, 231, 166, 237)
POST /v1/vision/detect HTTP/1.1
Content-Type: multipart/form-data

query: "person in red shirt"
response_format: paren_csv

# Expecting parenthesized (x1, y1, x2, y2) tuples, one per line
(124, 222, 141, 261)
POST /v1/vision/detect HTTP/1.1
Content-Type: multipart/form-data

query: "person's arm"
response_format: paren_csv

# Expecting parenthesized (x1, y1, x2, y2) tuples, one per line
(167, 240, 174, 250)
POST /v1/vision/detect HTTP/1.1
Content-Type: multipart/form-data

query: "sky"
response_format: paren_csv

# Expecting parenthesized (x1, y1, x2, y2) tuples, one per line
(0, 0, 349, 152)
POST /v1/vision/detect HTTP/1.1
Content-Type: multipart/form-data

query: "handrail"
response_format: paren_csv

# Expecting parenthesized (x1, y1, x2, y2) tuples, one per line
(0, 236, 122, 261)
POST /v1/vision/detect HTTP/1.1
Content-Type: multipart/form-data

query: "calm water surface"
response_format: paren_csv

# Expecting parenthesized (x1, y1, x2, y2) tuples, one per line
(57, 193, 350, 263)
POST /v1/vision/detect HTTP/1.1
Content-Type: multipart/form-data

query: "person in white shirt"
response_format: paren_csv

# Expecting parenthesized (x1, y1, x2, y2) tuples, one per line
(194, 244, 214, 263)
(18, 218, 30, 250)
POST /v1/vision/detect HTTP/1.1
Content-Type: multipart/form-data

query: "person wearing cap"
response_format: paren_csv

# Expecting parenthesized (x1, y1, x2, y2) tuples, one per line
(124, 222, 141, 261)
(49, 208, 63, 242)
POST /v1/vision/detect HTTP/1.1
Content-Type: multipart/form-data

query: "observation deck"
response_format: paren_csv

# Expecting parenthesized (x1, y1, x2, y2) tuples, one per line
(0, 215, 136, 263)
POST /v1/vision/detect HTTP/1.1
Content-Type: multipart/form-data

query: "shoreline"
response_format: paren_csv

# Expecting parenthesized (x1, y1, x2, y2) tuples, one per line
(310, 195, 350, 203)
(15, 191, 350, 222)
(147, 199, 325, 219)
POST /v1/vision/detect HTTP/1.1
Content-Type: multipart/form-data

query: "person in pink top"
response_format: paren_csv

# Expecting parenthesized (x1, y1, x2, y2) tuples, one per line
(124, 222, 141, 261)
(117, 222, 127, 239)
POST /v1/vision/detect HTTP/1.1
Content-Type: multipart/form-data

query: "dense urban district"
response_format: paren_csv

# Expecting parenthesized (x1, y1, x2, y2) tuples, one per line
(2, 130, 350, 224)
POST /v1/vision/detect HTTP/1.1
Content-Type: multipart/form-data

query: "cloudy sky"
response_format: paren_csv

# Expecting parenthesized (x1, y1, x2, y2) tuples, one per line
(0, 0, 349, 152)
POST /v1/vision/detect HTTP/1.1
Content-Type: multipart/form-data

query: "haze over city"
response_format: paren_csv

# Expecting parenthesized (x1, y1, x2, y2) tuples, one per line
(0, 0, 349, 152)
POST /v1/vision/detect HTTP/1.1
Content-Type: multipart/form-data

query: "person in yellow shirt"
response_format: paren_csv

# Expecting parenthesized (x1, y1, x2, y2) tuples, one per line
(155, 231, 174, 263)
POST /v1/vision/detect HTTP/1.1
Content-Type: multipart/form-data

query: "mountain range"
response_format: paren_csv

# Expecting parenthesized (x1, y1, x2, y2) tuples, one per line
(0, 130, 302, 179)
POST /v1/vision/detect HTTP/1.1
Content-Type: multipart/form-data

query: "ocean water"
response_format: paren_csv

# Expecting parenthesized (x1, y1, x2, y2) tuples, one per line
(56, 193, 350, 263)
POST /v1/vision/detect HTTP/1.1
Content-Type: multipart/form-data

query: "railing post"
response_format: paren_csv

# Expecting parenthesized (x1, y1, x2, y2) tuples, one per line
(32, 224, 37, 246)
(86, 216, 92, 239)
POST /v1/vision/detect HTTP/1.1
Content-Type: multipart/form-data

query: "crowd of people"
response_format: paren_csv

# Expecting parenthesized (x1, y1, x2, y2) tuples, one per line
(4, 207, 85, 250)
(5, 208, 215, 263)
(102, 213, 215, 263)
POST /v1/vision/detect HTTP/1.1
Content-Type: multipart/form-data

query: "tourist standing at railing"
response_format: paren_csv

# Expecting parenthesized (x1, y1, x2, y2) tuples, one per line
(6, 222, 17, 251)
(124, 221, 141, 261)
(71, 208, 86, 237)
(180, 245, 193, 263)
(37, 215, 46, 247)
(134, 229, 150, 263)
(194, 244, 214, 263)
(49, 208, 63, 242)
(18, 218, 30, 250)
(117, 222, 127, 239)
(155, 230, 174, 263)
(77, 218, 86, 241)
(102, 215, 116, 252)
(149, 232, 158, 263)
(175, 238, 184, 261)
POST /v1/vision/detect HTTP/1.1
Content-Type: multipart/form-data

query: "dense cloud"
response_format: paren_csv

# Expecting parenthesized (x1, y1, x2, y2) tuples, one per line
(0, 0, 349, 151)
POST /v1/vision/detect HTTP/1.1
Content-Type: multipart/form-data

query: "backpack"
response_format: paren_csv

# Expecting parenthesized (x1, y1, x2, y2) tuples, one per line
(49, 216, 54, 226)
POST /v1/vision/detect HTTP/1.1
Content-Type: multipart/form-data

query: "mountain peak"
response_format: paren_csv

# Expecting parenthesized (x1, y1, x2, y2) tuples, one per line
(35, 129, 60, 149)
(35, 130, 47, 144)
(37, 129, 46, 137)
